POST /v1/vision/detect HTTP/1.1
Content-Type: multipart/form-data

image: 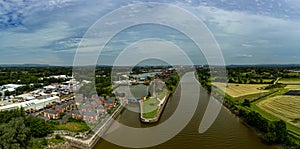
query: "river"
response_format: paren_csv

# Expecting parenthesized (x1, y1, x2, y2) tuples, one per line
(93, 84, 280, 149)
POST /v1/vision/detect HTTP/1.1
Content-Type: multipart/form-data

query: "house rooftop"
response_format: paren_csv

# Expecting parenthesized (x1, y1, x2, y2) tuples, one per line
(96, 105, 104, 110)
(104, 97, 115, 104)
(71, 110, 81, 115)
(81, 104, 90, 109)
(44, 109, 58, 114)
(84, 111, 97, 117)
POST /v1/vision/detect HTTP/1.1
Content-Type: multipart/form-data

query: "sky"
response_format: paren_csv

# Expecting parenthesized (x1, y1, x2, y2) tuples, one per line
(0, 0, 300, 66)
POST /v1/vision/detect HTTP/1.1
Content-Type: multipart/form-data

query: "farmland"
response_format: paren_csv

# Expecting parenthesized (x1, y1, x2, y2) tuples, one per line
(257, 95, 300, 127)
(286, 85, 300, 90)
(279, 78, 300, 85)
(213, 83, 269, 98)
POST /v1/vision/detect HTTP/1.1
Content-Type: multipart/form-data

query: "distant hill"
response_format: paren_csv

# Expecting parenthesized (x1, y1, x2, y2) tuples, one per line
(0, 64, 50, 67)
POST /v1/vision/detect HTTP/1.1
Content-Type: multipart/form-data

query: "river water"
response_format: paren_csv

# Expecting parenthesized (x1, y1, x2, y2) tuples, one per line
(94, 83, 279, 149)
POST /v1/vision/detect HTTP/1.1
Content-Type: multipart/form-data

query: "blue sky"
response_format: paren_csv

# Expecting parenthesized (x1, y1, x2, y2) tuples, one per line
(0, 0, 300, 65)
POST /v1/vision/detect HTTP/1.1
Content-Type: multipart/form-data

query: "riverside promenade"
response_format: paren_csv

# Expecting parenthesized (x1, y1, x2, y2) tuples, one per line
(64, 104, 125, 149)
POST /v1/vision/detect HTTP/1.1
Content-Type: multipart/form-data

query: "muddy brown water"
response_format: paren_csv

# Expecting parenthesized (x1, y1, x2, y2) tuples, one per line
(93, 84, 280, 149)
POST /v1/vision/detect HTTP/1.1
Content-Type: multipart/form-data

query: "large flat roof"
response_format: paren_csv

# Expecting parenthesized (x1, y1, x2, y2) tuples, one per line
(0, 96, 59, 111)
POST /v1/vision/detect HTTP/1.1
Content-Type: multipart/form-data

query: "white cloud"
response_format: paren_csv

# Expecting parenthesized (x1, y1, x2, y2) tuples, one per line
(0, 1, 300, 65)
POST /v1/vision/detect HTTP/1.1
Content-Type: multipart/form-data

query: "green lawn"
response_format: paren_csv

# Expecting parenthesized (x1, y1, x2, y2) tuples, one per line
(251, 103, 280, 121)
(54, 122, 90, 132)
(156, 88, 168, 100)
(236, 92, 265, 101)
(142, 97, 160, 119)
(31, 137, 65, 149)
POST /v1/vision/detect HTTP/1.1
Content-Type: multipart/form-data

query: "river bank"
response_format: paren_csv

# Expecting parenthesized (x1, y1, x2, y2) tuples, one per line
(212, 89, 293, 148)
(93, 83, 278, 149)
(64, 104, 125, 149)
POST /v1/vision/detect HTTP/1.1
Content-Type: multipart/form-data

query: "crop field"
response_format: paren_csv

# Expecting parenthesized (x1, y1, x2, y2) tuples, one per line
(279, 78, 300, 85)
(257, 95, 300, 126)
(286, 85, 300, 90)
(213, 83, 269, 98)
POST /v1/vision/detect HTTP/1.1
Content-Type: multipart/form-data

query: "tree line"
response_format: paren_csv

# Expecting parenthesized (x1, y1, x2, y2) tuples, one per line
(0, 108, 53, 149)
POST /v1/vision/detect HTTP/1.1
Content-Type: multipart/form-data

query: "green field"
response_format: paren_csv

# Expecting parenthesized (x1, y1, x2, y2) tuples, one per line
(257, 95, 300, 128)
(279, 78, 300, 84)
(141, 97, 160, 119)
(54, 122, 90, 132)
(286, 85, 300, 90)
(156, 88, 168, 100)
(236, 93, 265, 101)
(213, 83, 269, 99)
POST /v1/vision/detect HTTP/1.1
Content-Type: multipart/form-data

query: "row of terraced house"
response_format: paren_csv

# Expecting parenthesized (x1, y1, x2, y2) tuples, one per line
(70, 94, 116, 122)
(43, 100, 76, 120)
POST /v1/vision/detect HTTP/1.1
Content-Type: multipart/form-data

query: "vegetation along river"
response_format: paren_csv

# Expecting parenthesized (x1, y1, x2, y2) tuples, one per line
(94, 84, 280, 149)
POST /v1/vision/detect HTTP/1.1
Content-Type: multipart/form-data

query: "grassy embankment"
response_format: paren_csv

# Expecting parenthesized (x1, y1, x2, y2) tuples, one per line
(141, 97, 160, 119)
(141, 72, 178, 119)
(214, 79, 300, 145)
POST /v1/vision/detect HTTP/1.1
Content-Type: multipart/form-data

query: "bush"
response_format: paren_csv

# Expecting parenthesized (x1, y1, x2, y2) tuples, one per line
(242, 99, 251, 107)
(41, 138, 48, 146)
(55, 134, 63, 140)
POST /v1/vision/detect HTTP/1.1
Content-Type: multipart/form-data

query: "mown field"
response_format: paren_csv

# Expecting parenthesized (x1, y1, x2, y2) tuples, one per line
(213, 83, 269, 98)
(279, 78, 300, 85)
(286, 85, 300, 90)
(257, 95, 300, 127)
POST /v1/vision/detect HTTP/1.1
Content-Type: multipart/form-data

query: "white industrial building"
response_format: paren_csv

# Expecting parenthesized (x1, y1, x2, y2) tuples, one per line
(0, 96, 60, 111)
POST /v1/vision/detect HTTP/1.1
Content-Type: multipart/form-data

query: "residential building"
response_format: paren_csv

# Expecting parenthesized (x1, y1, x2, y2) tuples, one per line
(83, 111, 98, 122)
(71, 110, 82, 119)
(96, 105, 105, 114)
(44, 109, 59, 119)
(104, 97, 115, 108)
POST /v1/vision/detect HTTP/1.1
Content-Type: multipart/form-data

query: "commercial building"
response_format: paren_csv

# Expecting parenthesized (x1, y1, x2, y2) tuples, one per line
(0, 96, 60, 111)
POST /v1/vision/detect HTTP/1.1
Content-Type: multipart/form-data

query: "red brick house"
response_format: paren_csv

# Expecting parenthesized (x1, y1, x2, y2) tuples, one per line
(80, 104, 90, 113)
(96, 105, 105, 114)
(44, 109, 59, 119)
(83, 111, 98, 122)
(99, 96, 105, 104)
(104, 97, 115, 108)
(71, 110, 82, 119)
(75, 94, 84, 105)
(55, 104, 66, 114)
(66, 100, 75, 110)
(91, 94, 99, 100)
(90, 101, 98, 109)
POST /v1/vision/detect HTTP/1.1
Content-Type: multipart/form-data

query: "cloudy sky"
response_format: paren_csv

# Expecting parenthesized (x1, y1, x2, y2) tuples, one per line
(0, 0, 300, 66)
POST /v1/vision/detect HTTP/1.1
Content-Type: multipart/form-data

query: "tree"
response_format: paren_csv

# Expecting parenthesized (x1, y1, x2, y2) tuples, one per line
(4, 90, 11, 97)
(0, 117, 30, 149)
(265, 132, 277, 143)
(274, 120, 288, 143)
(242, 99, 251, 107)
(55, 134, 63, 140)
(25, 116, 53, 138)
